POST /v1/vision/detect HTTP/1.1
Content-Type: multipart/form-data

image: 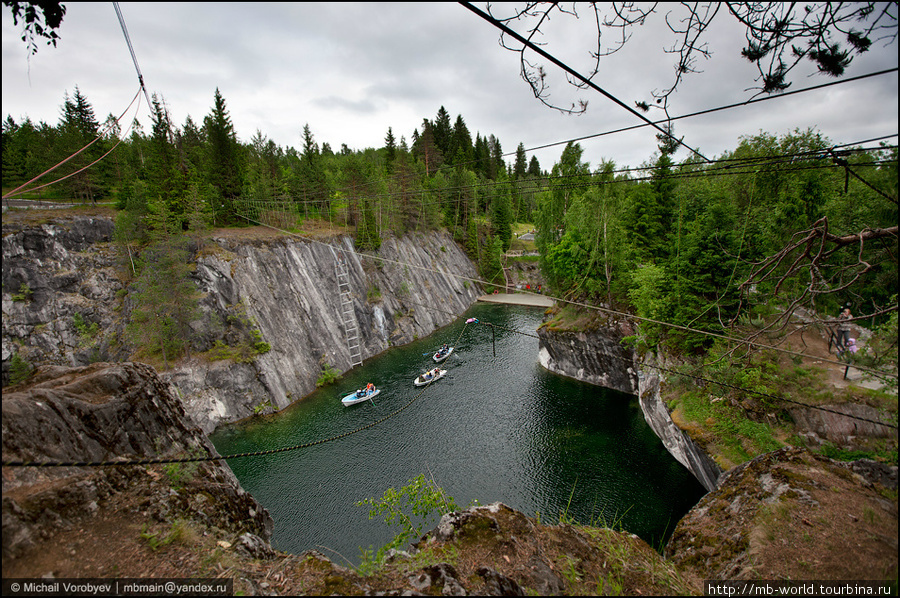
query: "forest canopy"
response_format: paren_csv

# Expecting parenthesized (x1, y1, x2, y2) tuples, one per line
(2, 85, 897, 366)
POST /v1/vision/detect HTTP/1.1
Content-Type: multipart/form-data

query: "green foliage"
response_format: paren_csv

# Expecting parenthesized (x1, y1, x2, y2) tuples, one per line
(160, 447, 205, 492)
(7, 352, 33, 386)
(316, 362, 341, 387)
(479, 235, 505, 286)
(353, 192, 382, 251)
(673, 389, 783, 466)
(818, 443, 898, 465)
(11, 283, 33, 302)
(253, 399, 275, 415)
(356, 474, 459, 571)
(627, 264, 670, 348)
(140, 519, 195, 551)
(72, 312, 100, 341)
(205, 339, 268, 364)
(126, 233, 201, 367)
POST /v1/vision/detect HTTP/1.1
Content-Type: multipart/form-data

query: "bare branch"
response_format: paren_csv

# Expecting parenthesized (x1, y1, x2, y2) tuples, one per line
(484, 2, 898, 115)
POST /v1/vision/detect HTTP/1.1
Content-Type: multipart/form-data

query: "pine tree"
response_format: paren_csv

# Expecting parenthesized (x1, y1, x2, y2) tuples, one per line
(384, 127, 396, 173)
(300, 123, 327, 216)
(492, 169, 513, 252)
(147, 94, 180, 215)
(432, 106, 452, 159)
(204, 88, 242, 225)
(413, 119, 441, 176)
(513, 143, 527, 179)
(448, 114, 473, 167)
(473, 134, 490, 178)
(488, 135, 503, 180)
(58, 86, 102, 202)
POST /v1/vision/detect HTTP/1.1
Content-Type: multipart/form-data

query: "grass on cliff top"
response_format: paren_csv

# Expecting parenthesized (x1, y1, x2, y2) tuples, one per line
(664, 341, 898, 470)
(2, 203, 117, 230)
(539, 304, 606, 333)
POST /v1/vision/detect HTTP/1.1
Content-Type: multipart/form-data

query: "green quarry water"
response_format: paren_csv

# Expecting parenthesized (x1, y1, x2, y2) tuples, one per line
(210, 302, 706, 563)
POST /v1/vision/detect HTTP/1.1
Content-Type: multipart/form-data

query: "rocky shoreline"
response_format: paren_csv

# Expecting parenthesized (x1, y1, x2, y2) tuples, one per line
(2, 212, 897, 592)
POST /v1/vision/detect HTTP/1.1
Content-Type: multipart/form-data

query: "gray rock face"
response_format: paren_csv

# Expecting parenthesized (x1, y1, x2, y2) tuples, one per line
(536, 324, 721, 491)
(2, 217, 481, 432)
(537, 325, 638, 395)
(172, 233, 481, 432)
(638, 368, 722, 492)
(2, 217, 124, 377)
(1, 362, 274, 560)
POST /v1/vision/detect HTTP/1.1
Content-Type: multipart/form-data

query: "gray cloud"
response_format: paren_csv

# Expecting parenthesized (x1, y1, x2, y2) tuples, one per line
(3, 2, 896, 170)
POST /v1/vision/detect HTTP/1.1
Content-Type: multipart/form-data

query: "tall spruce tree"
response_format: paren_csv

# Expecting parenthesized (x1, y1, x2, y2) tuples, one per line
(203, 88, 242, 225)
(432, 106, 452, 160)
(513, 143, 527, 179)
(384, 127, 397, 173)
(493, 169, 513, 251)
(58, 86, 102, 202)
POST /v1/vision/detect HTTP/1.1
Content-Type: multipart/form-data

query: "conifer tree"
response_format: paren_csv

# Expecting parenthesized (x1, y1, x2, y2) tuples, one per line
(492, 169, 513, 252)
(413, 119, 441, 176)
(203, 88, 242, 225)
(384, 127, 396, 173)
(487, 135, 503, 180)
(513, 143, 527, 179)
(432, 106, 452, 160)
(449, 114, 473, 166)
(58, 86, 102, 202)
(147, 94, 181, 215)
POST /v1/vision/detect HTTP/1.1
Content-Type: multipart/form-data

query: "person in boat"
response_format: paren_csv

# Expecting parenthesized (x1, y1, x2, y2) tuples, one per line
(366, 382, 375, 394)
(424, 371, 433, 380)
(356, 389, 365, 398)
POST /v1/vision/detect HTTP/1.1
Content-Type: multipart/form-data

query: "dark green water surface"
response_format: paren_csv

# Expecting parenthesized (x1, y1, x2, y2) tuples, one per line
(209, 303, 706, 563)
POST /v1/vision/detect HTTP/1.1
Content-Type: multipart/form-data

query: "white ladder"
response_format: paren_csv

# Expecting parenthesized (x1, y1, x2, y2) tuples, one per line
(336, 257, 363, 367)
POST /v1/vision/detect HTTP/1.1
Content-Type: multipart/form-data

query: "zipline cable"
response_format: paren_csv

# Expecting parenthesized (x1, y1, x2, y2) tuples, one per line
(113, 2, 152, 111)
(464, 318, 898, 430)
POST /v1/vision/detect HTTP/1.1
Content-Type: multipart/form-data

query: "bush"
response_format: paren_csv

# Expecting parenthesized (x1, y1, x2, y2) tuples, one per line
(316, 362, 341, 387)
(8, 353, 33, 386)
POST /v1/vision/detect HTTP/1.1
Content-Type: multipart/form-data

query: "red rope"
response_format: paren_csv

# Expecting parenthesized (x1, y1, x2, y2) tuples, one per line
(2, 86, 142, 200)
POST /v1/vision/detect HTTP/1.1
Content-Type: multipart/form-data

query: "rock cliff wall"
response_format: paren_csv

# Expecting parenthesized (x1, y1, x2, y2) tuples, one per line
(2, 215, 481, 433)
(1, 362, 273, 563)
(637, 366, 722, 492)
(537, 324, 721, 491)
(537, 324, 638, 395)
(176, 232, 481, 432)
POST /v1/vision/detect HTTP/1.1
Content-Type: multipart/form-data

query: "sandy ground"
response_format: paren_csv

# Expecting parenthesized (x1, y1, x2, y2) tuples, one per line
(477, 292, 554, 308)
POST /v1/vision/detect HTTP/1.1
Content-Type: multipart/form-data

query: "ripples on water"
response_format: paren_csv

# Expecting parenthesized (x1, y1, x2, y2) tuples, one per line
(210, 303, 706, 563)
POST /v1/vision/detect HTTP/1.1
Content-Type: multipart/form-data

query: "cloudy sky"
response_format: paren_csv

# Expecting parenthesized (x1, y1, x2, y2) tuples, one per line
(2, 3, 897, 171)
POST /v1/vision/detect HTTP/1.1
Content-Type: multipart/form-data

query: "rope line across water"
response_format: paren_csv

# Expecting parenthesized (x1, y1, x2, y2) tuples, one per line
(2, 323, 471, 468)
(471, 319, 898, 431)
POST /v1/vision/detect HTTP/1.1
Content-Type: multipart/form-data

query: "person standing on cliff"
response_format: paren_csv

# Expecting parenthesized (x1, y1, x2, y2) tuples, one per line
(837, 307, 852, 351)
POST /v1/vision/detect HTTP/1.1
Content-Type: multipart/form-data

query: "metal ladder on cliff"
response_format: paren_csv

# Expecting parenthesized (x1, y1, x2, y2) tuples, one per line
(335, 256, 363, 368)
